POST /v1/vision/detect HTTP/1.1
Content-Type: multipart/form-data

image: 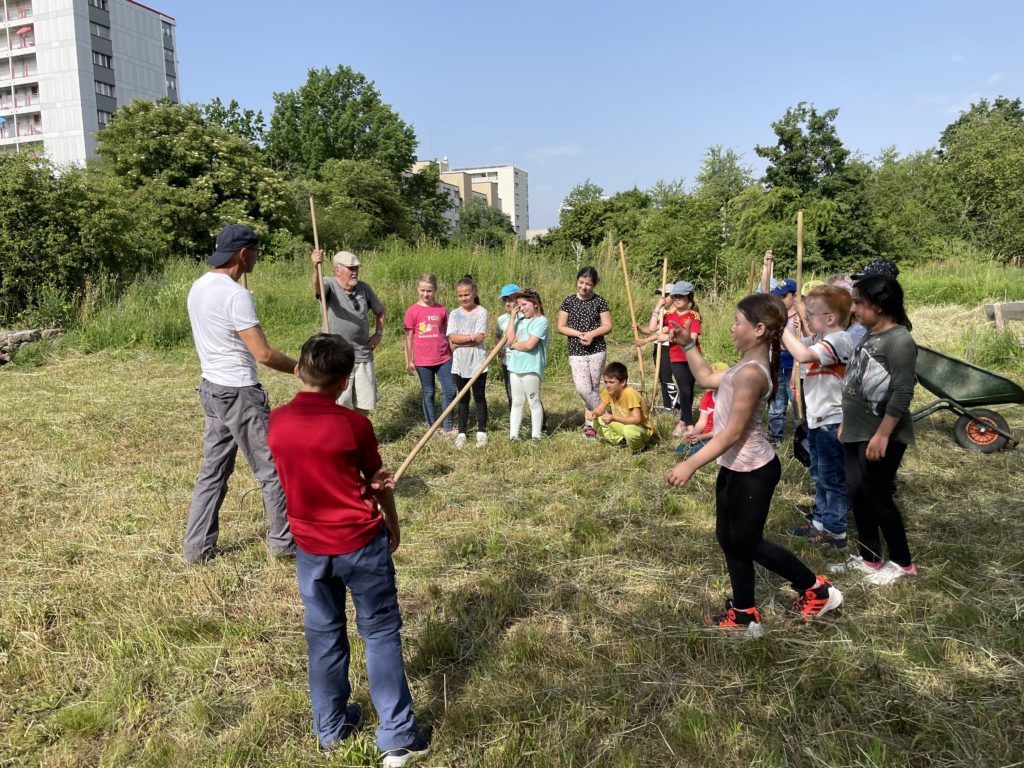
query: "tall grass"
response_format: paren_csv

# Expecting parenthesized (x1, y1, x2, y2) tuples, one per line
(2, 243, 1024, 766)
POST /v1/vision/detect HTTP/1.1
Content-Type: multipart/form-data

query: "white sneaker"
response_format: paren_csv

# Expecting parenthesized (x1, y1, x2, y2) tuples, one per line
(454, 433, 468, 449)
(864, 560, 918, 586)
(827, 555, 884, 575)
(476, 431, 487, 447)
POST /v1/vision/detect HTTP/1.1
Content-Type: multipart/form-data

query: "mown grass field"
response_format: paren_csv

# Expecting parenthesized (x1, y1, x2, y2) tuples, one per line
(2, 247, 1023, 767)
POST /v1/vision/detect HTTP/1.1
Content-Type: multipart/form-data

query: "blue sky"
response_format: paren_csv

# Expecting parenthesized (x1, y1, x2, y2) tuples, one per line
(152, 0, 1024, 229)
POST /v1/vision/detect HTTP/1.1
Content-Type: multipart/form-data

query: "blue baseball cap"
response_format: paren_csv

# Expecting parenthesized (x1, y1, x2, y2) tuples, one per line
(669, 281, 695, 296)
(210, 224, 258, 267)
(771, 278, 798, 296)
(499, 283, 521, 298)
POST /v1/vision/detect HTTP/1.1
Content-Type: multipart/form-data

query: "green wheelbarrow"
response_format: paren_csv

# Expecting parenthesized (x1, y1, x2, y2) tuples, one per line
(912, 344, 1024, 452)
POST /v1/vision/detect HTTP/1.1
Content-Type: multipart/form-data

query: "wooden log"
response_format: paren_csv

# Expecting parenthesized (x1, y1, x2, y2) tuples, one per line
(983, 302, 1024, 323)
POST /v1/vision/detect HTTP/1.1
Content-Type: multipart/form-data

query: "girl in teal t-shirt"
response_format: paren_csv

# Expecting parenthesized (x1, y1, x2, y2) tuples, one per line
(504, 288, 549, 440)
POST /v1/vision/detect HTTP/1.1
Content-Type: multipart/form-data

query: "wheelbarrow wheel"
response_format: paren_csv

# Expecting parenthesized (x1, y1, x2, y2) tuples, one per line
(953, 409, 1010, 453)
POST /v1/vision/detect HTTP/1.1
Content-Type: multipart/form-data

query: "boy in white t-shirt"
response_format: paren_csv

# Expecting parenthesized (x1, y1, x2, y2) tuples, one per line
(781, 286, 856, 550)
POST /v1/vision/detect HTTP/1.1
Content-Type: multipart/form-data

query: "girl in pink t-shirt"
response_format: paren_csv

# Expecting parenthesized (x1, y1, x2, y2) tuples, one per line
(666, 294, 842, 635)
(404, 273, 457, 434)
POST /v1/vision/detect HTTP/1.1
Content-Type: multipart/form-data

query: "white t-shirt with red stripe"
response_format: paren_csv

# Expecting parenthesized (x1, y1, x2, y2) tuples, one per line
(804, 330, 855, 428)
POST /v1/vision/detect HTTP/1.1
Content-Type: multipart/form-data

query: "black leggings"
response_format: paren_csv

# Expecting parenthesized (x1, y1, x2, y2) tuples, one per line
(716, 457, 816, 609)
(653, 345, 676, 408)
(454, 372, 488, 434)
(670, 361, 696, 425)
(844, 441, 911, 566)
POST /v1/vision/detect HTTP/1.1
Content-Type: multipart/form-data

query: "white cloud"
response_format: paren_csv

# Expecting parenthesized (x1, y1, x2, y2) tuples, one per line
(951, 54, 965, 63)
(988, 73, 1003, 84)
(524, 143, 584, 160)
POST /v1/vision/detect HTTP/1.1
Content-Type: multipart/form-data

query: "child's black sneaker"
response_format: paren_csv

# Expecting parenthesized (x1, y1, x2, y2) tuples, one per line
(382, 735, 430, 767)
(704, 599, 763, 637)
(786, 577, 843, 621)
(808, 530, 848, 550)
(786, 520, 816, 537)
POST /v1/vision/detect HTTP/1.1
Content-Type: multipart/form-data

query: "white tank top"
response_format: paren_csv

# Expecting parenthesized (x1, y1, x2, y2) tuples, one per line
(714, 358, 775, 471)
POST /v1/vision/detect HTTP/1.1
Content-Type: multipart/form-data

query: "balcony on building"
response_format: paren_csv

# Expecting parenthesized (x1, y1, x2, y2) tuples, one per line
(2, 3, 33, 23)
(4, 54, 37, 84)
(1, 24, 34, 53)
(0, 110, 42, 142)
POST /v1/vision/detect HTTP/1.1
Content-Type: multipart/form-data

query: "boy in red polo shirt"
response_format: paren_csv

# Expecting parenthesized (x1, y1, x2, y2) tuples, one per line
(268, 334, 428, 767)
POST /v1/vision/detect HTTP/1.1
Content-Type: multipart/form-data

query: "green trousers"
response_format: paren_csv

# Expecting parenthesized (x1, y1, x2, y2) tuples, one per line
(592, 418, 650, 452)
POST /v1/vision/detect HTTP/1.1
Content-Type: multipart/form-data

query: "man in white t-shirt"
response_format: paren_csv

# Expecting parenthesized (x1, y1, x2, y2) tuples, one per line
(184, 224, 299, 564)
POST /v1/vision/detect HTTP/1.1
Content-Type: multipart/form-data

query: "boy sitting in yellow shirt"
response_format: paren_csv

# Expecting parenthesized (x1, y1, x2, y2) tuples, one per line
(586, 361, 653, 453)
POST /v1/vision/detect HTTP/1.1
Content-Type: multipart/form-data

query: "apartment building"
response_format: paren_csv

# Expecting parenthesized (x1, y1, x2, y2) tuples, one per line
(450, 163, 529, 239)
(413, 156, 531, 240)
(0, 0, 177, 164)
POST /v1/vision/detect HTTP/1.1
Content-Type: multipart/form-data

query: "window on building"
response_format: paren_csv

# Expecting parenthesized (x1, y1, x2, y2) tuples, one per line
(97, 109, 112, 128)
(95, 80, 115, 97)
(88, 0, 109, 9)
(162, 22, 173, 37)
(164, 48, 174, 62)
(92, 51, 112, 68)
(166, 76, 176, 92)
(90, 22, 111, 39)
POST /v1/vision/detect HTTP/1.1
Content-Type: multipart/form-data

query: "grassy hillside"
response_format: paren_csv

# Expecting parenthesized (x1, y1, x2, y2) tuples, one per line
(2, 247, 1023, 767)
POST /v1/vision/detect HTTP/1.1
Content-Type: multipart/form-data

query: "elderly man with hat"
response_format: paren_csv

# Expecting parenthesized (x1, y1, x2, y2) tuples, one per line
(183, 224, 298, 564)
(310, 249, 386, 414)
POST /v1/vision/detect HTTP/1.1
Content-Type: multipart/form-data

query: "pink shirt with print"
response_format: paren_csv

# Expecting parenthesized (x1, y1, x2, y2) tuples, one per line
(404, 303, 451, 366)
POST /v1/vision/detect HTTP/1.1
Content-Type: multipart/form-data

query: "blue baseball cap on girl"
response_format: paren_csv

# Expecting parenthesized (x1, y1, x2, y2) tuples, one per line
(670, 281, 695, 296)
(499, 283, 521, 298)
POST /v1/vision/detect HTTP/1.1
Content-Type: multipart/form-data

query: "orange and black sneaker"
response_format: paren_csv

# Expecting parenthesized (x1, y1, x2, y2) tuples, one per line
(786, 576, 843, 621)
(705, 599, 763, 637)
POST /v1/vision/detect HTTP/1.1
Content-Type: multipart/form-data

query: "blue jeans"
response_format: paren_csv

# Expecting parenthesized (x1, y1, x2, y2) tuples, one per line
(416, 359, 457, 431)
(296, 532, 419, 751)
(808, 423, 847, 536)
(767, 367, 794, 441)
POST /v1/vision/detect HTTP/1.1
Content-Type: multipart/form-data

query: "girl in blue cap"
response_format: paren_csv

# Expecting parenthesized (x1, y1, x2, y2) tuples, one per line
(495, 284, 520, 409)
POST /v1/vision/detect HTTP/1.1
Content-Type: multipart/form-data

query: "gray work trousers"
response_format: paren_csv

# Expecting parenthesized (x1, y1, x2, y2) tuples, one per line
(183, 379, 294, 563)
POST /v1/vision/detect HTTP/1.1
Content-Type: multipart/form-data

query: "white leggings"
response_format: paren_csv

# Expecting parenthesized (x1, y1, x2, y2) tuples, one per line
(509, 372, 544, 439)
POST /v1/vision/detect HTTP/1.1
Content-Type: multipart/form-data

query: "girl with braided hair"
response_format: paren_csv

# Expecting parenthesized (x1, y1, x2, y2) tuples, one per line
(667, 294, 843, 635)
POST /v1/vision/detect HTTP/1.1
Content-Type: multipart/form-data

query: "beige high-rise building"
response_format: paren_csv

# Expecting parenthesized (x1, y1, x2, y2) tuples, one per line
(451, 163, 529, 239)
(1, 0, 178, 164)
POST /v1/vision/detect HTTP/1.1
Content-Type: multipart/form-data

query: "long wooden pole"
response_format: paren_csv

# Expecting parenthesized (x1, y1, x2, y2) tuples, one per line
(618, 242, 646, 392)
(794, 210, 805, 422)
(394, 337, 507, 482)
(650, 256, 669, 409)
(747, 260, 756, 294)
(309, 197, 329, 333)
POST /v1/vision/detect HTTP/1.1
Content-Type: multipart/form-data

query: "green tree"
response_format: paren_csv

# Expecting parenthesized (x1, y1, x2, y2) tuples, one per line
(694, 146, 752, 206)
(756, 102, 850, 195)
(403, 163, 454, 243)
(266, 66, 417, 179)
(307, 159, 414, 251)
(647, 178, 687, 209)
(558, 180, 604, 224)
(866, 147, 957, 262)
(95, 100, 293, 258)
(453, 199, 515, 250)
(939, 97, 1024, 261)
(0, 154, 167, 324)
(200, 97, 267, 147)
